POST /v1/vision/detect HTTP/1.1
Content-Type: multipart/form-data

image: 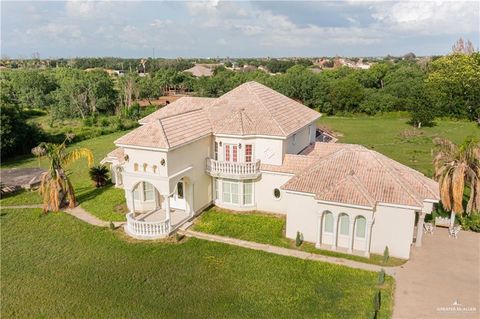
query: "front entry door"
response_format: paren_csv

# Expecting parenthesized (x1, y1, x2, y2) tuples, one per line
(170, 181, 186, 210)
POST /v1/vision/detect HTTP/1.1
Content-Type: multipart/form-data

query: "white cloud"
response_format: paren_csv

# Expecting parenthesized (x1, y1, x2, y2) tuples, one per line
(370, 0, 479, 35)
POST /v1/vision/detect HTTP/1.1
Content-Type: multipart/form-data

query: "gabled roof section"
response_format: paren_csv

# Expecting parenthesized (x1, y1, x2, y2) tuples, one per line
(282, 142, 439, 209)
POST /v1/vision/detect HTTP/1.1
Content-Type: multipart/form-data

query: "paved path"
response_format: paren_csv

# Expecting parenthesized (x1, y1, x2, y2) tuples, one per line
(180, 229, 396, 275)
(393, 228, 479, 319)
(1, 204, 125, 228)
(64, 206, 125, 228)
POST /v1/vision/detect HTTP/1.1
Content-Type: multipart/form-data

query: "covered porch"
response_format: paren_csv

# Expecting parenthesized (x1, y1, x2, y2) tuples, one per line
(124, 174, 194, 239)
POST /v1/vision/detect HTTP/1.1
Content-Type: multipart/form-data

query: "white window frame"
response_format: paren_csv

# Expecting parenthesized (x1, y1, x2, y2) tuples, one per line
(355, 216, 367, 239)
(323, 212, 334, 233)
(339, 214, 350, 236)
(220, 179, 254, 206)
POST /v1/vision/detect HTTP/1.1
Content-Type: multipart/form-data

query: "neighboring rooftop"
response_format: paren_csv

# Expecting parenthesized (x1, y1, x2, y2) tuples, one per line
(183, 64, 214, 77)
(277, 143, 439, 209)
(123, 81, 321, 149)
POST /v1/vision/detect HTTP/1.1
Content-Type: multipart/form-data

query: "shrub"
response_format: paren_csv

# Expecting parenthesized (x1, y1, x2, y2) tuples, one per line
(372, 290, 381, 319)
(109, 221, 115, 230)
(176, 233, 185, 242)
(458, 214, 480, 232)
(383, 246, 389, 264)
(89, 165, 110, 188)
(83, 117, 94, 127)
(295, 231, 304, 247)
(100, 118, 109, 127)
(377, 269, 385, 285)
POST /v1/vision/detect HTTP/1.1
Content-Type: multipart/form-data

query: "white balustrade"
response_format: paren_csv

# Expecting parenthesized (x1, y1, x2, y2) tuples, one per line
(206, 158, 261, 179)
(126, 212, 171, 238)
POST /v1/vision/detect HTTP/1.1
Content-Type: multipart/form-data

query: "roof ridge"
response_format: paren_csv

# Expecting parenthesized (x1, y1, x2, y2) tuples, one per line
(246, 82, 287, 136)
(368, 150, 423, 206)
(156, 119, 170, 148)
(349, 174, 377, 207)
(158, 107, 204, 121)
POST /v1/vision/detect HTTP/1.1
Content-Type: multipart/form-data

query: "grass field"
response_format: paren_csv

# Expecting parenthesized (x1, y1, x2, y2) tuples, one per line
(193, 208, 406, 267)
(1, 208, 394, 318)
(319, 114, 479, 176)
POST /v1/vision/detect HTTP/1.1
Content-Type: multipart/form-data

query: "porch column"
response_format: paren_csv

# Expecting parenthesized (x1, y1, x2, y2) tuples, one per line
(315, 214, 322, 248)
(163, 194, 171, 222)
(331, 213, 338, 250)
(188, 182, 194, 216)
(364, 219, 373, 257)
(416, 212, 426, 247)
(347, 219, 355, 253)
(130, 189, 136, 216)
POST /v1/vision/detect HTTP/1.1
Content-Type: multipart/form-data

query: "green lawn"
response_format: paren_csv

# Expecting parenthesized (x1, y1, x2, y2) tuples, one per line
(193, 208, 406, 267)
(1, 208, 394, 318)
(319, 114, 479, 176)
(1, 131, 128, 221)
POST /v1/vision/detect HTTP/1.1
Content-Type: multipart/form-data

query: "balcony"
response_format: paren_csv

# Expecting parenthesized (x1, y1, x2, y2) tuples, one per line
(206, 158, 261, 180)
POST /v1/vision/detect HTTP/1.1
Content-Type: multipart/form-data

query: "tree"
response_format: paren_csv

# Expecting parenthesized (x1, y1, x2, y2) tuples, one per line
(326, 76, 365, 113)
(433, 137, 480, 226)
(33, 138, 94, 212)
(8, 69, 57, 110)
(117, 72, 140, 115)
(89, 165, 110, 188)
(426, 53, 480, 121)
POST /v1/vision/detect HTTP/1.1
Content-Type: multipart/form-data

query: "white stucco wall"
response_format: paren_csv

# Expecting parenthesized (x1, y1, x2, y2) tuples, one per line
(167, 136, 213, 214)
(214, 136, 285, 165)
(254, 172, 292, 214)
(370, 205, 416, 259)
(284, 122, 316, 155)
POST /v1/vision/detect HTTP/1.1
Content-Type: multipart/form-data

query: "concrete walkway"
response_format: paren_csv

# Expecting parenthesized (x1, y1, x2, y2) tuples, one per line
(1, 204, 125, 228)
(180, 229, 396, 275)
(393, 228, 479, 319)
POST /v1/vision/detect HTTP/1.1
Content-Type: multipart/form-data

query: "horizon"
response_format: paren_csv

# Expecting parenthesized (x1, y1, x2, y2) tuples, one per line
(1, 0, 479, 59)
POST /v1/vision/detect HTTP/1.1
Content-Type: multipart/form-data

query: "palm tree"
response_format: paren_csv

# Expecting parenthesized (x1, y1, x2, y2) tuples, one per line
(32, 137, 93, 212)
(433, 137, 480, 226)
(89, 165, 110, 188)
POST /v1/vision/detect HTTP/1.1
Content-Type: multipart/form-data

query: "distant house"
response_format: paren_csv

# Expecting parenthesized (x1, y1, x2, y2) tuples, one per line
(184, 64, 214, 77)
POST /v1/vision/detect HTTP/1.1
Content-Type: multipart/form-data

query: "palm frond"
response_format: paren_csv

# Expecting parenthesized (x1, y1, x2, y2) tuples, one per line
(451, 163, 466, 213)
(62, 148, 94, 167)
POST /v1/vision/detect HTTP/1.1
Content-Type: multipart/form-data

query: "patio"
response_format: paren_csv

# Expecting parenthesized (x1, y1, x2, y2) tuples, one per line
(393, 228, 479, 318)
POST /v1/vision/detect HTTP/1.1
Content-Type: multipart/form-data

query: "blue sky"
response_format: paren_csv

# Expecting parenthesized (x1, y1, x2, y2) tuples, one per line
(1, 1, 479, 58)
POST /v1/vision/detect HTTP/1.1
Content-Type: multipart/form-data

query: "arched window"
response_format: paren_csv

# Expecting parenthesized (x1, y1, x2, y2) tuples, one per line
(323, 212, 334, 233)
(339, 214, 350, 236)
(355, 216, 366, 238)
(134, 163, 139, 171)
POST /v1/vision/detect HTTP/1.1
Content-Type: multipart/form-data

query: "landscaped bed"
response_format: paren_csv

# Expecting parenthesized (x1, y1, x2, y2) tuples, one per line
(193, 208, 406, 267)
(1, 208, 394, 318)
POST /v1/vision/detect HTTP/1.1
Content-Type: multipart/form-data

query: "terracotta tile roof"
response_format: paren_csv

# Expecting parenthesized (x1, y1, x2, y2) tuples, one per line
(261, 154, 316, 174)
(206, 82, 321, 136)
(183, 65, 214, 77)
(126, 81, 321, 150)
(281, 143, 439, 209)
(116, 109, 211, 149)
(101, 147, 125, 164)
(139, 97, 216, 124)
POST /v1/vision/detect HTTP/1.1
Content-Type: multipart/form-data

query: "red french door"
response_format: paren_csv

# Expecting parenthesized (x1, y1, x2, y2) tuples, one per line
(224, 144, 238, 162)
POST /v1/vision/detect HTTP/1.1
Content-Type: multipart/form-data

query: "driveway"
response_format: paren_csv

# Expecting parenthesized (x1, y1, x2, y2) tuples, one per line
(393, 227, 479, 318)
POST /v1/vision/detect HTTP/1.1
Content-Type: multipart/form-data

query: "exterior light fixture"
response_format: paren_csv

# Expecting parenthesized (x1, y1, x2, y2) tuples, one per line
(238, 143, 242, 149)
(160, 158, 166, 166)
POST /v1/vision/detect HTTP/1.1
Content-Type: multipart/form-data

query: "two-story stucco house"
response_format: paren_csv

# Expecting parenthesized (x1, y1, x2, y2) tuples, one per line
(103, 81, 439, 259)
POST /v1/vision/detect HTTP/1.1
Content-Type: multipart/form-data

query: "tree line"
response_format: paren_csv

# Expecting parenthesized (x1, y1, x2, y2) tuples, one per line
(1, 50, 478, 159)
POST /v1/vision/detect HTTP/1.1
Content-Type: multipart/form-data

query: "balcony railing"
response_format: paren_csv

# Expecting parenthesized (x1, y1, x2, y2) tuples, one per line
(126, 212, 170, 239)
(206, 158, 261, 179)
